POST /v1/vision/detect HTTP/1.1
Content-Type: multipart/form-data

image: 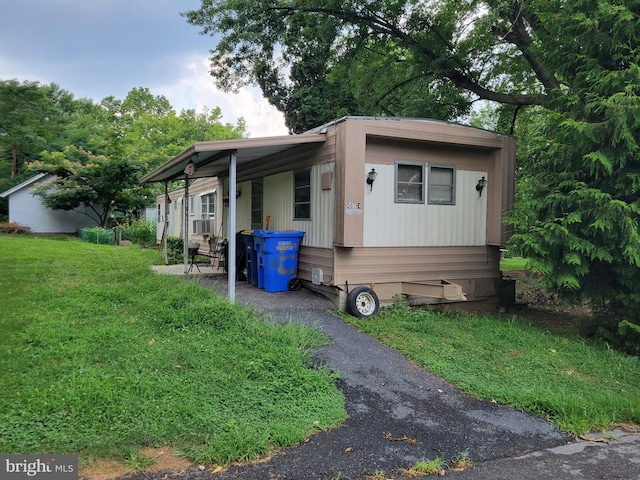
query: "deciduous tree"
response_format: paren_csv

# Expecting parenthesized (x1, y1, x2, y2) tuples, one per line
(185, 0, 640, 351)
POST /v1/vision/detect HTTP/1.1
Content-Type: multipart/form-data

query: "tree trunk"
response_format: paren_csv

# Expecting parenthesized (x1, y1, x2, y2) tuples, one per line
(11, 141, 17, 178)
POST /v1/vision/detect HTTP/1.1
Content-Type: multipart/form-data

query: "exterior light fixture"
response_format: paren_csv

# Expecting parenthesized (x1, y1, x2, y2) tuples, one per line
(366, 168, 378, 191)
(476, 176, 487, 196)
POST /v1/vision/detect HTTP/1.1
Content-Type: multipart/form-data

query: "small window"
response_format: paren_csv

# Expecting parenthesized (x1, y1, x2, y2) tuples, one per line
(294, 169, 311, 220)
(428, 165, 456, 205)
(189, 196, 195, 215)
(201, 193, 215, 220)
(395, 162, 424, 203)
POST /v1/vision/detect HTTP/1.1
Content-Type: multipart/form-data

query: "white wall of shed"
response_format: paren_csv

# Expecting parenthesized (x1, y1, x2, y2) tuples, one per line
(9, 184, 98, 233)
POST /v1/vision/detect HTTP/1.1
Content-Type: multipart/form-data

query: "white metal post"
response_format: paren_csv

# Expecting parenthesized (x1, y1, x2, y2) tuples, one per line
(228, 151, 237, 302)
(183, 175, 189, 274)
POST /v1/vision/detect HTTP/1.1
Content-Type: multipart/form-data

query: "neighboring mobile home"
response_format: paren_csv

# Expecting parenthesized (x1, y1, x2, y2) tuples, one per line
(156, 177, 222, 248)
(142, 117, 515, 316)
(0, 173, 98, 234)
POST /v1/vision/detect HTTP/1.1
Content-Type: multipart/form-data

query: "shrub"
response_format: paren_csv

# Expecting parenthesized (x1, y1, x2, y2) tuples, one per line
(119, 219, 156, 248)
(166, 236, 183, 264)
(0, 222, 31, 234)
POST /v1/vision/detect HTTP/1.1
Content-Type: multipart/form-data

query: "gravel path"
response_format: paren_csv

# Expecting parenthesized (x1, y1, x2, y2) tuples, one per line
(123, 272, 579, 479)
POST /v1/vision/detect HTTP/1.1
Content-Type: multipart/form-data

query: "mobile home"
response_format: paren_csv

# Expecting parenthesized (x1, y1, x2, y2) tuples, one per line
(156, 177, 221, 247)
(142, 117, 515, 316)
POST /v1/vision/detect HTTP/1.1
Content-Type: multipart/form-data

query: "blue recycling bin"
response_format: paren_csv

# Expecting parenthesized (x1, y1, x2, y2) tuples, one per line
(252, 230, 304, 292)
(242, 231, 258, 286)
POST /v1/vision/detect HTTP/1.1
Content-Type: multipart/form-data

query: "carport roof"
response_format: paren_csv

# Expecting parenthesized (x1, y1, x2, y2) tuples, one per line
(140, 133, 327, 184)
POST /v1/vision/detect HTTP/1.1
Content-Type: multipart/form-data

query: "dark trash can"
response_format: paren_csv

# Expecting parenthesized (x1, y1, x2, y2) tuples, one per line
(235, 231, 247, 281)
(242, 230, 258, 286)
(252, 230, 304, 292)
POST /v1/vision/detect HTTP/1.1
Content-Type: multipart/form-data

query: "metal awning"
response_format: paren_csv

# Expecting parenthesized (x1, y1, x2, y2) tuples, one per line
(142, 132, 327, 303)
(140, 134, 327, 184)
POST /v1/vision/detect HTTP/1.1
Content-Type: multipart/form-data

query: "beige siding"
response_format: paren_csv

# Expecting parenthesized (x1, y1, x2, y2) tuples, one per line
(298, 246, 334, 284)
(304, 162, 335, 248)
(224, 180, 252, 235)
(262, 172, 294, 231)
(332, 245, 501, 302)
(255, 163, 335, 248)
(363, 166, 487, 246)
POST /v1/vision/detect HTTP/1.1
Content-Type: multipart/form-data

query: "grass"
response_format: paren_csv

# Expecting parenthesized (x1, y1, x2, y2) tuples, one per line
(345, 302, 640, 435)
(0, 235, 346, 465)
(403, 457, 447, 476)
(500, 256, 529, 272)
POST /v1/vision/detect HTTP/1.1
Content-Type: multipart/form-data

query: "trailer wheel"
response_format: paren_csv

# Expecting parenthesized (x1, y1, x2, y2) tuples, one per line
(288, 277, 302, 291)
(347, 286, 380, 318)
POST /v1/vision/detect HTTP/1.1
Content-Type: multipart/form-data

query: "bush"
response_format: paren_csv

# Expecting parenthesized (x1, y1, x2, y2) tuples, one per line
(0, 222, 31, 234)
(79, 227, 114, 245)
(166, 236, 184, 264)
(585, 314, 640, 356)
(119, 219, 156, 248)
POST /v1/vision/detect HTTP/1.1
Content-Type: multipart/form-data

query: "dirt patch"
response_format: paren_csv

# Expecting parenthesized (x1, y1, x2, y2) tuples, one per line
(504, 270, 592, 336)
(79, 448, 192, 480)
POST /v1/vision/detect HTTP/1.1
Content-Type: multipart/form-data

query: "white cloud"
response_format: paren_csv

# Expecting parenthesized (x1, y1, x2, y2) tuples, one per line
(155, 55, 289, 138)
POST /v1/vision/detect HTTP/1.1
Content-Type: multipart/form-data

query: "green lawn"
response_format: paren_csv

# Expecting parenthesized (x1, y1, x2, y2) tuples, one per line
(0, 235, 346, 465)
(2, 235, 638, 469)
(345, 303, 640, 435)
(500, 256, 529, 272)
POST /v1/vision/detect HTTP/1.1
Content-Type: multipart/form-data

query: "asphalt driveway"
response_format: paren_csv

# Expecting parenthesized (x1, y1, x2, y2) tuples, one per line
(133, 270, 639, 479)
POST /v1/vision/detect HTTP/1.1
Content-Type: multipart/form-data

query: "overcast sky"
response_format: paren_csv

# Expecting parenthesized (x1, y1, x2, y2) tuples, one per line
(0, 0, 288, 138)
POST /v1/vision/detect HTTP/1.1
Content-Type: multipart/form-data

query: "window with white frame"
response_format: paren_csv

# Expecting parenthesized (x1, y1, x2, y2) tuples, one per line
(201, 193, 215, 220)
(189, 196, 195, 215)
(428, 165, 456, 205)
(395, 161, 425, 203)
(294, 169, 311, 220)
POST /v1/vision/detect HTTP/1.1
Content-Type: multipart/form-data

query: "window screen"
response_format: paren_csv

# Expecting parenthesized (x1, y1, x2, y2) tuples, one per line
(294, 169, 311, 220)
(428, 166, 455, 205)
(251, 179, 263, 229)
(201, 193, 215, 219)
(395, 162, 424, 203)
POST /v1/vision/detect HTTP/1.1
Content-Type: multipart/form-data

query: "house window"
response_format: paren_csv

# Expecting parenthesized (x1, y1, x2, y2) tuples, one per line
(428, 165, 456, 205)
(189, 196, 195, 215)
(201, 193, 215, 220)
(395, 162, 424, 203)
(294, 169, 311, 220)
(251, 179, 263, 230)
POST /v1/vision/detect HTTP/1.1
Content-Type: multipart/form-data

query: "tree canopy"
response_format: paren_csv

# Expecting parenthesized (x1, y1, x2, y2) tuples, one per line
(1, 81, 247, 225)
(184, 0, 640, 352)
(182, 0, 608, 131)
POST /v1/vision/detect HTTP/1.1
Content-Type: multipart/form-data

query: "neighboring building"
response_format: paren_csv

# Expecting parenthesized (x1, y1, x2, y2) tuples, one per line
(0, 174, 98, 234)
(156, 177, 221, 248)
(142, 117, 516, 315)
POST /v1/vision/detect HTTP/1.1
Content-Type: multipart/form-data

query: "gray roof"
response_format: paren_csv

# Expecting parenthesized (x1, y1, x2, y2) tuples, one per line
(0, 173, 48, 198)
